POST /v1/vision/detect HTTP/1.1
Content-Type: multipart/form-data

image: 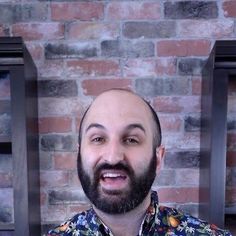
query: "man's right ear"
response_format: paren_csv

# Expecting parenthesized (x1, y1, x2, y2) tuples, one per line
(155, 145, 165, 174)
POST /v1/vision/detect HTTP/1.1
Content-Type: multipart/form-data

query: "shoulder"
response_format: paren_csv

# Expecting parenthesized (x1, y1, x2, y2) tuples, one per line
(47, 208, 97, 236)
(155, 205, 232, 235)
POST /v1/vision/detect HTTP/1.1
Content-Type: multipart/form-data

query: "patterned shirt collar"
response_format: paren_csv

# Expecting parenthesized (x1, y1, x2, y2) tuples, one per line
(87, 191, 159, 236)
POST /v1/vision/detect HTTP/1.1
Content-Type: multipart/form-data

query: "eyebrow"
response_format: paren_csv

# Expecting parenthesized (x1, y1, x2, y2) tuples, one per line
(85, 123, 146, 134)
(85, 123, 106, 133)
(125, 123, 146, 133)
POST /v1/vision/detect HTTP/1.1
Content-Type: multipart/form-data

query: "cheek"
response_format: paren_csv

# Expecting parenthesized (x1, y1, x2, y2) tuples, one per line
(127, 147, 153, 174)
(80, 145, 99, 173)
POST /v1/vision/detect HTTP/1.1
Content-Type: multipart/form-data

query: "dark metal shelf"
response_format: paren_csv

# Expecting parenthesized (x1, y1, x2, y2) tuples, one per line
(0, 224, 14, 231)
(225, 205, 236, 215)
(0, 36, 41, 236)
(0, 136, 11, 143)
(200, 40, 236, 228)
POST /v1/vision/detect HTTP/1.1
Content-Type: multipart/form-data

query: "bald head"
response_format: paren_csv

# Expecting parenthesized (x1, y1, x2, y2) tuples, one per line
(78, 89, 162, 148)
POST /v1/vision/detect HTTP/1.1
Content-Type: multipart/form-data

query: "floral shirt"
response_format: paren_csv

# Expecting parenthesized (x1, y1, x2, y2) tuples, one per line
(47, 191, 232, 236)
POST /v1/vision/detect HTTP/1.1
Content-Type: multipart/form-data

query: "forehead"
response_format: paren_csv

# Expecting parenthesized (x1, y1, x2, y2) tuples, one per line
(83, 91, 153, 130)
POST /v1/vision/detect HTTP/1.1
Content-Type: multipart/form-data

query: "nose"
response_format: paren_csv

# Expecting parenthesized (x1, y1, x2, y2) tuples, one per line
(103, 139, 124, 165)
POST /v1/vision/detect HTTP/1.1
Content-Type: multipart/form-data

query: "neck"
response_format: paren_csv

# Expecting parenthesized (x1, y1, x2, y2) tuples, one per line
(93, 192, 151, 236)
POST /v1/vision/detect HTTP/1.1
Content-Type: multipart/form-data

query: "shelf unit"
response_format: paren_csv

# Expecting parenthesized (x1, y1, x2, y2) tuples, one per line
(0, 37, 41, 235)
(200, 40, 236, 228)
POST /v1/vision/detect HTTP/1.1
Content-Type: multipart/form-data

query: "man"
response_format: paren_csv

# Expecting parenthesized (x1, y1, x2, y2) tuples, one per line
(48, 89, 231, 236)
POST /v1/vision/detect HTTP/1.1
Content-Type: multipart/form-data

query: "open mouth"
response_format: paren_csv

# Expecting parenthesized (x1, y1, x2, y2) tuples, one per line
(99, 170, 129, 191)
(101, 172, 127, 180)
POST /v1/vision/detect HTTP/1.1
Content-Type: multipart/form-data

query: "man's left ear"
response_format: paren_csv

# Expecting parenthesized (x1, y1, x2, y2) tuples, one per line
(155, 145, 165, 174)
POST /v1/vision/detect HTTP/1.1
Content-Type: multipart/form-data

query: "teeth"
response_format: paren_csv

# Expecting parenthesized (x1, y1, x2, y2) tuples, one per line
(103, 173, 123, 178)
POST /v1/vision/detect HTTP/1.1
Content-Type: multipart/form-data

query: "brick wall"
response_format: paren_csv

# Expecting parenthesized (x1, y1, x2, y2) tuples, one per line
(0, 0, 235, 233)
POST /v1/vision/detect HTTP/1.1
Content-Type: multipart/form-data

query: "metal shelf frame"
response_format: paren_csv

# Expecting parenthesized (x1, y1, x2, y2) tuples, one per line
(0, 37, 41, 236)
(200, 40, 236, 227)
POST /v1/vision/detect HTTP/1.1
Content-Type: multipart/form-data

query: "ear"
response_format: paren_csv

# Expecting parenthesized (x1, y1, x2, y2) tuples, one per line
(155, 145, 165, 175)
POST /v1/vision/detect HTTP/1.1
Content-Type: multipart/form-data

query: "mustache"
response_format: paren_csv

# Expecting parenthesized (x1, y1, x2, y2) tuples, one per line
(94, 162, 133, 178)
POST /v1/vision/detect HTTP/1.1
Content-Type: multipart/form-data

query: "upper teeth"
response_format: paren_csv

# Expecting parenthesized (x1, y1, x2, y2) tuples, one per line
(103, 173, 123, 178)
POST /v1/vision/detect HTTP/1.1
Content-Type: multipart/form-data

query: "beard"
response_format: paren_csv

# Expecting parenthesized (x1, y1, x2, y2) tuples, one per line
(77, 150, 157, 214)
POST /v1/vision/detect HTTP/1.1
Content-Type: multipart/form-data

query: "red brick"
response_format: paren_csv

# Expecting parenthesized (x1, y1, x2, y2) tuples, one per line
(25, 43, 44, 62)
(192, 76, 202, 95)
(159, 115, 182, 132)
(51, 2, 104, 21)
(53, 152, 77, 170)
(39, 117, 72, 133)
(154, 97, 182, 113)
(227, 133, 236, 150)
(157, 187, 199, 204)
(156, 58, 177, 76)
(107, 2, 161, 20)
(226, 188, 236, 204)
(153, 96, 201, 114)
(157, 40, 211, 57)
(227, 151, 236, 167)
(40, 171, 69, 188)
(223, 1, 236, 17)
(12, 23, 64, 41)
(67, 60, 120, 77)
(179, 20, 234, 38)
(40, 191, 47, 206)
(82, 79, 132, 96)
(123, 59, 157, 77)
(68, 22, 119, 40)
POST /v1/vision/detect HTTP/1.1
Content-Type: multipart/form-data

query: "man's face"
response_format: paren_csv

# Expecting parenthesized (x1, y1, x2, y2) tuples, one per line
(78, 90, 163, 214)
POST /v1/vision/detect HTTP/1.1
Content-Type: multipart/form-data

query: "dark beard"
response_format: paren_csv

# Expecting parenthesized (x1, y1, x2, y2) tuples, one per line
(77, 150, 157, 214)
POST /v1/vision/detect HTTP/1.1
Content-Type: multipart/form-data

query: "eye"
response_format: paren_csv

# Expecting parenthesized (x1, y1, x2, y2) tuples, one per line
(91, 136, 105, 144)
(123, 137, 139, 145)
